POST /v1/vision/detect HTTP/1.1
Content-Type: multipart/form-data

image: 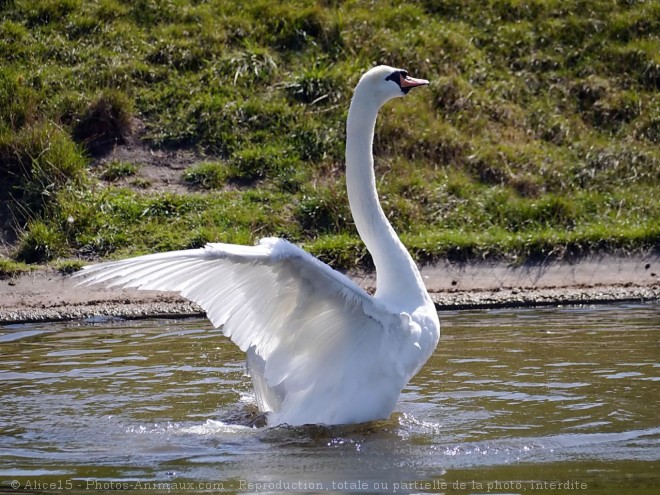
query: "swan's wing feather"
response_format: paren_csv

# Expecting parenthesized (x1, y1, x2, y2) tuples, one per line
(77, 238, 402, 423)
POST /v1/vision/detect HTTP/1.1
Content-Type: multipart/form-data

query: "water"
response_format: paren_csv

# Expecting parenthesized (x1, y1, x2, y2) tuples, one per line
(1, 303, 658, 494)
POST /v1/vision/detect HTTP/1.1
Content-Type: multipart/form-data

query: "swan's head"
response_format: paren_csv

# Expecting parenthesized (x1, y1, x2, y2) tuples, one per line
(356, 65, 429, 106)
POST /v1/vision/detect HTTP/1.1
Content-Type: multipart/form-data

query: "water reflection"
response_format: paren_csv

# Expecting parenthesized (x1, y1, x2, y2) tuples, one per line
(0, 303, 658, 493)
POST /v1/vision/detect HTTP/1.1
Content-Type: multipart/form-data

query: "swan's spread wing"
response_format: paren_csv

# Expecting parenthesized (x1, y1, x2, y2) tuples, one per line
(77, 238, 403, 424)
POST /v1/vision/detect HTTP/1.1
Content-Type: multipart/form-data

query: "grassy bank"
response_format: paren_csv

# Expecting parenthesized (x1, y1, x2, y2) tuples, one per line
(1, 0, 658, 273)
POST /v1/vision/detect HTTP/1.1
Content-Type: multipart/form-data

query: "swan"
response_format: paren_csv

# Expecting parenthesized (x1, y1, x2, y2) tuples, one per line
(77, 65, 440, 426)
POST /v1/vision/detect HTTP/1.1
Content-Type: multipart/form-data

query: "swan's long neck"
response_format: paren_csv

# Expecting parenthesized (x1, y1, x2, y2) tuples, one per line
(345, 89, 428, 306)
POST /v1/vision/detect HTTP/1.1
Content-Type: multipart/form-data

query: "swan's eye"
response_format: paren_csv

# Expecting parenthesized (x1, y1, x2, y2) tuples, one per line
(385, 71, 405, 85)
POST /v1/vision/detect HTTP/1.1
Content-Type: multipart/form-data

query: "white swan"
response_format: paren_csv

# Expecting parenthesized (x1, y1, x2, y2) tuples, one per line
(78, 65, 440, 426)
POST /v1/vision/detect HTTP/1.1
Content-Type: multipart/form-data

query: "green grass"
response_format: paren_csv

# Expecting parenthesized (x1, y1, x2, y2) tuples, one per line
(14, 220, 68, 263)
(0, 0, 658, 269)
(0, 259, 35, 279)
(53, 259, 85, 275)
(99, 160, 139, 181)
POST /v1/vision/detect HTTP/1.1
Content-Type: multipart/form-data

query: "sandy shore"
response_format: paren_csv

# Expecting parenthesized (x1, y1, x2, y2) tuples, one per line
(1, 253, 658, 324)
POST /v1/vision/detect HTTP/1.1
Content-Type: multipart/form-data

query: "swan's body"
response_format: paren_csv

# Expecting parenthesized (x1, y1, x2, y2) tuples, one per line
(78, 66, 440, 426)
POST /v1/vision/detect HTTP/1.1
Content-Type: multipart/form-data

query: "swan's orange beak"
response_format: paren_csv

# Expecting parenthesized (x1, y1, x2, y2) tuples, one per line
(400, 73, 429, 90)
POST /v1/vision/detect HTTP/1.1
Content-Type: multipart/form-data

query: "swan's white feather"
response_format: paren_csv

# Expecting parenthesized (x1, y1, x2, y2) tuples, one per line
(77, 237, 412, 425)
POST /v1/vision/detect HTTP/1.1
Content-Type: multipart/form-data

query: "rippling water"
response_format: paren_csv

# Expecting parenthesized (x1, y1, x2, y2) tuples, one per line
(1, 303, 658, 494)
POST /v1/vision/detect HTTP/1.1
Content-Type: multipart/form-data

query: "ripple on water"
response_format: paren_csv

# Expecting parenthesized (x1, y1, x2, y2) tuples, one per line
(0, 303, 658, 490)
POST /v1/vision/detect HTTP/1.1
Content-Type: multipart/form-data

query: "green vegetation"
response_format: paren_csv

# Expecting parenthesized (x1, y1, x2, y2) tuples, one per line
(54, 259, 85, 275)
(0, 0, 658, 268)
(99, 160, 139, 181)
(183, 162, 228, 189)
(0, 259, 35, 279)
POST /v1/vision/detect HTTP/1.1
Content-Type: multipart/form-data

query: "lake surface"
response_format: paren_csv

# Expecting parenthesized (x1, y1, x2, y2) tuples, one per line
(1, 303, 658, 494)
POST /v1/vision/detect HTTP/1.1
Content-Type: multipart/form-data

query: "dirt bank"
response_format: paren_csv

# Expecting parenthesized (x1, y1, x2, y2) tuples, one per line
(1, 253, 658, 324)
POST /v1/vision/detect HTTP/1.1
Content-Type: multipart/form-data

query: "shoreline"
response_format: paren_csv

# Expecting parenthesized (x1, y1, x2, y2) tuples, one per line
(1, 253, 658, 324)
